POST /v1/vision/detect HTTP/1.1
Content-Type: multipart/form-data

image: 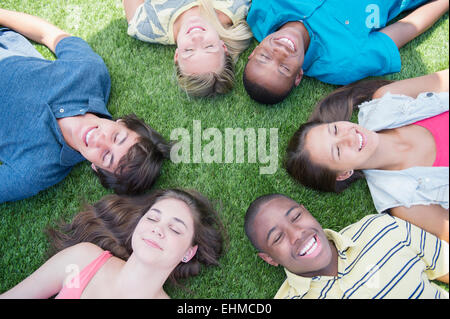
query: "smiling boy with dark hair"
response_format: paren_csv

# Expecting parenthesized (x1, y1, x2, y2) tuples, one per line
(243, 0, 449, 104)
(244, 194, 449, 299)
(0, 9, 169, 203)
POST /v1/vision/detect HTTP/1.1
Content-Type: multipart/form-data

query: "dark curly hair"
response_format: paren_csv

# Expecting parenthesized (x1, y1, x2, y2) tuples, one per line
(93, 114, 171, 195)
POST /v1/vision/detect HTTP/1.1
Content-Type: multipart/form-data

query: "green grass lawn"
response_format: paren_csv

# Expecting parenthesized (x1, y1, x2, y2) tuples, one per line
(0, 0, 448, 298)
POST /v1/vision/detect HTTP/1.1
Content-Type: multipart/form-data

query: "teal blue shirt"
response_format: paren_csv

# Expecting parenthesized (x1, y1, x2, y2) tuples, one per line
(247, 0, 427, 85)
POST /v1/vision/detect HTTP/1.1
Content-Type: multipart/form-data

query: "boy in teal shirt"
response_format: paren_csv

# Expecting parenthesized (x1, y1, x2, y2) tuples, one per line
(243, 0, 448, 104)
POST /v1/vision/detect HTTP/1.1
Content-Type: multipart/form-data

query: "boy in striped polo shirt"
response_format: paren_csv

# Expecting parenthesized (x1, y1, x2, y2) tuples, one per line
(244, 194, 449, 299)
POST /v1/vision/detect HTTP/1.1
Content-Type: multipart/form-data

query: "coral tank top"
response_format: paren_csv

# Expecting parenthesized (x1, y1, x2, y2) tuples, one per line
(55, 251, 112, 299)
(413, 111, 449, 167)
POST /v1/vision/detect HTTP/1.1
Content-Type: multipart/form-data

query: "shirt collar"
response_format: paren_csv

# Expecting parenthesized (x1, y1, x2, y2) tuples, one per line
(60, 143, 85, 166)
(282, 229, 356, 296)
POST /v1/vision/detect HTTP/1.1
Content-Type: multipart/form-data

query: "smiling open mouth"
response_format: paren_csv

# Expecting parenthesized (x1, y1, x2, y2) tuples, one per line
(277, 37, 295, 51)
(84, 127, 97, 146)
(356, 131, 366, 151)
(298, 235, 318, 257)
(187, 26, 205, 34)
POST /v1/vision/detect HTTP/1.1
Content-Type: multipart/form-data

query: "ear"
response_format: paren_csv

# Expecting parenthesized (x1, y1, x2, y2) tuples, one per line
(221, 40, 228, 54)
(257, 252, 279, 267)
(336, 170, 354, 181)
(182, 245, 198, 263)
(248, 50, 255, 60)
(91, 163, 98, 172)
(174, 48, 179, 63)
(294, 69, 304, 87)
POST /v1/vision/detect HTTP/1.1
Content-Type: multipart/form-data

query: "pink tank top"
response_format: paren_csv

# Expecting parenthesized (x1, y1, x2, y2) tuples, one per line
(413, 111, 449, 167)
(55, 251, 112, 299)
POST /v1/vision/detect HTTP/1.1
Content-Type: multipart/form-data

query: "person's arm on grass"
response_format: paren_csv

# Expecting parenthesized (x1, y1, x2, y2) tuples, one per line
(394, 212, 449, 285)
(0, 243, 102, 299)
(391, 204, 449, 244)
(123, 0, 144, 22)
(379, 0, 449, 49)
(372, 69, 449, 99)
(0, 8, 70, 53)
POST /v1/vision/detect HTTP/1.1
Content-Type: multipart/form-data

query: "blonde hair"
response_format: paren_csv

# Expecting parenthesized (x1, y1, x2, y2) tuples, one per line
(175, 0, 253, 97)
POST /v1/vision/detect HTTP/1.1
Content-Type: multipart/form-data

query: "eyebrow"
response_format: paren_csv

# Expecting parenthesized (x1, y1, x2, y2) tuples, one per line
(173, 217, 188, 229)
(149, 208, 188, 229)
(183, 49, 219, 60)
(265, 205, 299, 244)
(285, 205, 299, 217)
(326, 124, 335, 161)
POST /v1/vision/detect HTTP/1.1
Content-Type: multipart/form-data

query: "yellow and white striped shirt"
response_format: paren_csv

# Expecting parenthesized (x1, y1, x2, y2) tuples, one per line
(275, 214, 449, 299)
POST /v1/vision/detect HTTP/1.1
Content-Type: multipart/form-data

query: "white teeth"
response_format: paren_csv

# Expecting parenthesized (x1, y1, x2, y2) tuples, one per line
(279, 38, 295, 51)
(299, 236, 317, 256)
(189, 27, 204, 33)
(357, 133, 363, 150)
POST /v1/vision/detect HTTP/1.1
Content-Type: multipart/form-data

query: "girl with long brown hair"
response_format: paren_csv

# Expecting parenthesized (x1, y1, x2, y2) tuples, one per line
(1, 189, 225, 298)
(285, 70, 449, 242)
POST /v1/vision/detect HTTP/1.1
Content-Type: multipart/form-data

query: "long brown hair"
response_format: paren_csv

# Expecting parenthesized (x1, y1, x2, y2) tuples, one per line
(47, 189, 225, 284)
(285, 79, 392, 192)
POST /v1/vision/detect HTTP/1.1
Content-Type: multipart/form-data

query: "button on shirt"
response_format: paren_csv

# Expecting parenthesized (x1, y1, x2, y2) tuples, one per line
(275, 214, 449, 299)
(0, 36, 111, 203)
(358, 92, 449, 213)
(246, 0, 428, 85)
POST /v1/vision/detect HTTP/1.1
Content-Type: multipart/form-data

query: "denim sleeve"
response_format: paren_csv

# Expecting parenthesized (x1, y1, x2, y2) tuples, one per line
(0, 163, 39, 203)
(54, 36, 105, 64)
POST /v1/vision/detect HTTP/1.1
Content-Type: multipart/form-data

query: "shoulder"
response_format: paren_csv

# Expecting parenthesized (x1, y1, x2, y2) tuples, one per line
(55, 242, 106, 269)
(65, 242, 105, 257)
(54, 36, 107, 66)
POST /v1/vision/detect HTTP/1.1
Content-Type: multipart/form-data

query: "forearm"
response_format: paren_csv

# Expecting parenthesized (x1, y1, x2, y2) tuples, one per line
(372, 69, 449, 99)
(123, 0, 144, 22)
(435, 273, 449, 284)
(380, 0, 449, 49)
(0, 8, 70, 53)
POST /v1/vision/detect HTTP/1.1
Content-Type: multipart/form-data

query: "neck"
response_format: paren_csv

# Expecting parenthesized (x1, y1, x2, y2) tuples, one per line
(280, 21, 310, 53)
(56, 113, 92, 151)
(113, 253, 172, 299)
(297, 240, 338, 278)
(365, 130, 410, 171)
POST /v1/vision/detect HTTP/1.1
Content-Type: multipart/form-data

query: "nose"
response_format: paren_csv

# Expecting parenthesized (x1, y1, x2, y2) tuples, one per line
(152, 225, 164, 238)
(337, 128, 357, 148)
(190, 33, 204, 44)
(92, 131, 108, 149)
(272, 44, 290, 57)
(286, 226, 304, 245)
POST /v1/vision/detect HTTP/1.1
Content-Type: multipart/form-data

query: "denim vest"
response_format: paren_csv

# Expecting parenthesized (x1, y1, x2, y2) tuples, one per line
(358, 92, 449, 212)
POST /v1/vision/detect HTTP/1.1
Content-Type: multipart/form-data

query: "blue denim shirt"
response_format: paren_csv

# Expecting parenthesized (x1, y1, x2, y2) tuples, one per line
(358, 92, 449, 212)
(0, 32, 111, 203)
(247, 0, 427, 85)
